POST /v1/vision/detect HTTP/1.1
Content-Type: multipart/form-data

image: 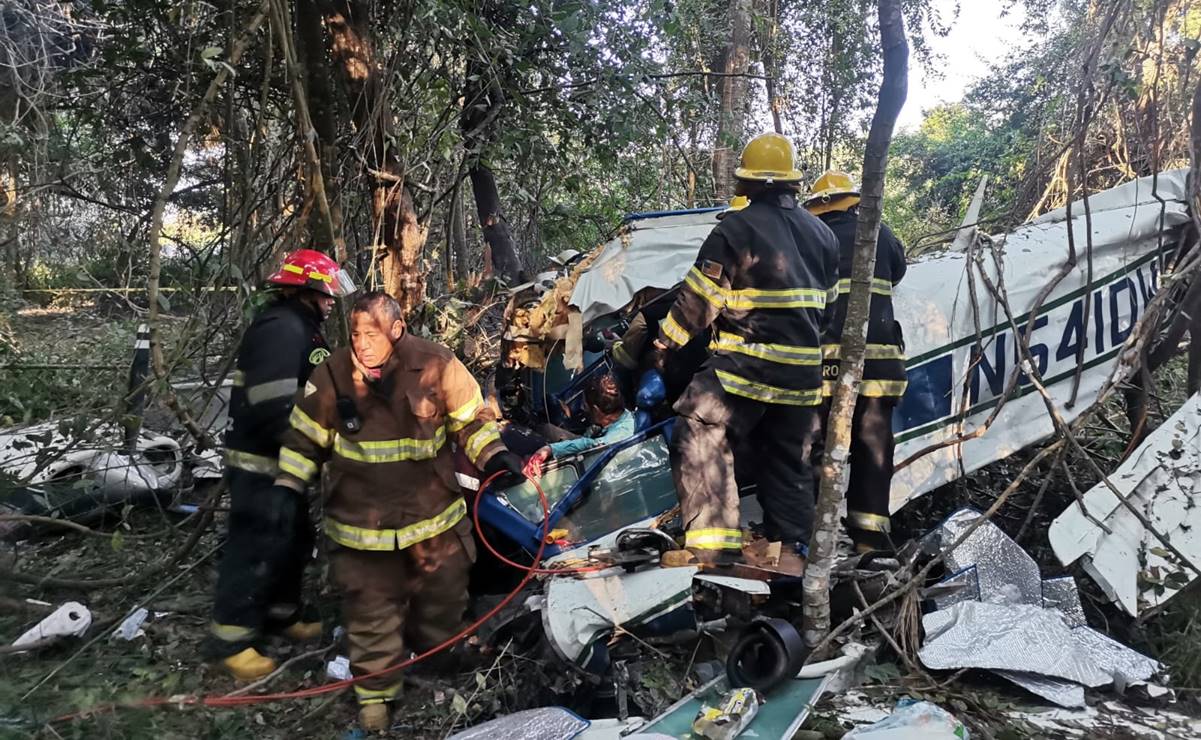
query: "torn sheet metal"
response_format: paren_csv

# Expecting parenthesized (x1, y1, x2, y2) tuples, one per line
(0, 422, 182, 490)
(1049, 392, 1201, 616)
(994, 670, 1086, 708)
(542, 566, 697, 669)
(891, 170, 1191, 510)
(13, 601, 92, 650)
(448, 707, 589, 740)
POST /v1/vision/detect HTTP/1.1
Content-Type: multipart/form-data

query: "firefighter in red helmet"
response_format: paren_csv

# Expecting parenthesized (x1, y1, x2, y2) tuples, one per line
(208, 249, 356, 680)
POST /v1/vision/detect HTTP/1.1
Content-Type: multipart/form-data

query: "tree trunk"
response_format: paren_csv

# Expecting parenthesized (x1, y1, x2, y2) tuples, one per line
(323, 0, 425, 311)
(758, 0, 784, 135)
(448, 180, 469, 285)
(460, 49, 522, 284)
(297, 0, 343, 252)
(802, 0, 908, 650)
(712, 0, 752, 201)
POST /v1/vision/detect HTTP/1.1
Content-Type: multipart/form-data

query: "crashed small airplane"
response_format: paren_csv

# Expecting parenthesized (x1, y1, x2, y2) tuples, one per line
(473, 170, 1196, 730)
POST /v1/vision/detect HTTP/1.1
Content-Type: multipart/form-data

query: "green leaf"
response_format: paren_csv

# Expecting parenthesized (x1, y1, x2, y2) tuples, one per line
(200, 46, 223, 61)
(864, 661, 901, 683)
(111, 529, 125, 552)
(451, 691, 468, 714)
(475, 671, 487, 689)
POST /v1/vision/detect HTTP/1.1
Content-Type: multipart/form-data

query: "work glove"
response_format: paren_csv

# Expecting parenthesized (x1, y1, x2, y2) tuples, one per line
(482, 450, 526, 490)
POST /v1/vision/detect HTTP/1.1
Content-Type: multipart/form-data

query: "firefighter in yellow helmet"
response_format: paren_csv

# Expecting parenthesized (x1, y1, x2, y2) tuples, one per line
(652, 133, 839, 572)
(804, 170, 908, 553)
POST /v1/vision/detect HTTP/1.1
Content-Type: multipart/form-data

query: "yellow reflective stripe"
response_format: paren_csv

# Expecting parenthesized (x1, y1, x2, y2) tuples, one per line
(232, 370, 245, 387)
(860, 379, 908, 397)
(446, 392, 484, 433)
(685, 265, 827, 311)
(836, 278, 893, 296)
(324, 498, 466, 552)
(715, 369, 822, 406)
(684, 266, 726, 308)
(354, 683, 402, 703)
(224, 449, 278, 475)
(711, 332, 821, 366)
(821, 379, 908, 398)
(464, 422, 501, 464)
(290, 406, 334, 448)
(210, 622, 257, 642)
(660, 313, 691, 347)
(278, 446, 317, 482)
(685, 527, 743, 550)
(822, 343, 906, 361)
(335, 427, 446, 463)
(725, 286, 826, 310)
(847, 510, 892, 533)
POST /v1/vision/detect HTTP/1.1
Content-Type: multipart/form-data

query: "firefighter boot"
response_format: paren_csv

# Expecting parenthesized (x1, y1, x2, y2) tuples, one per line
(359, 702, 390, 733)
(222, 647, 277, 681)
(280, 620, 322, 642)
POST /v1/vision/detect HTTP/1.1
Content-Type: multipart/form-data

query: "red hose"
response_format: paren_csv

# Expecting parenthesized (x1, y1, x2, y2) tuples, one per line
(52, 471, 564, 722)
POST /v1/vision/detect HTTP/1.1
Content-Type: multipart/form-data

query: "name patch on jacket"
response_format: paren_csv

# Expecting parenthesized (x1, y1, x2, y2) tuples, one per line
(700, 259, 723, 280)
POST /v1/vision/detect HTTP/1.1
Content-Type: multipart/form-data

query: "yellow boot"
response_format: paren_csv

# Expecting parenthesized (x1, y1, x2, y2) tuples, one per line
(221, 647, 276, 681)
(359, 702, 390, 732)
(280, 620, 322, 642)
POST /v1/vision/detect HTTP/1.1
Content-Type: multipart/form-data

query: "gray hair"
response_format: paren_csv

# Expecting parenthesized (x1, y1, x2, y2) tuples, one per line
(351, 290, 403, 325)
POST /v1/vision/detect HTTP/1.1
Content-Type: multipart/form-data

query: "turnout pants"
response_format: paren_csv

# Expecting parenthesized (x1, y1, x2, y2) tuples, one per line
(211, 467, 314, 654)
(670, 369, 822, 554)
(827, 396, 897, 551)
(330, 520, 476, 705)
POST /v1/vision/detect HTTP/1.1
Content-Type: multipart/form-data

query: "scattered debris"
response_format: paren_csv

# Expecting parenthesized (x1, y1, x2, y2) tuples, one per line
(1050, 392, 1201, 616)
(691, 686, 762, 740)
(446, 706, 589, 740)
(12, 601, 91, 651)
(110, 607, 148, 641)
(842, 699, 969, 739)
(326, 655, 352, 681)
(919, 508, 1165, 708)
(639, 674, 829, 739)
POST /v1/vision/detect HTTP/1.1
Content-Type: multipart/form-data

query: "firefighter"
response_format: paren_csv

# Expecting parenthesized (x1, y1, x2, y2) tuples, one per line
(274, 290, 523, 731)
(208, 249, 353, 680)
(804, 170, 908, 553)
(654, 133, 839, 572)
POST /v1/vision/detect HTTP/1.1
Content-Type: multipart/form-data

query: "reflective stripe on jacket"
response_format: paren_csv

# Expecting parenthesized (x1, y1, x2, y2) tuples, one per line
(225, 298, 328, 470)
(277, 334, 505, 551)
(819, 209, 908, 397)
(659, 190, 840, 406)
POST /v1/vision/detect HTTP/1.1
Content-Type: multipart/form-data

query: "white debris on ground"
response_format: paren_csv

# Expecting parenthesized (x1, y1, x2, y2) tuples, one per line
(1051, 393, 1201, 616)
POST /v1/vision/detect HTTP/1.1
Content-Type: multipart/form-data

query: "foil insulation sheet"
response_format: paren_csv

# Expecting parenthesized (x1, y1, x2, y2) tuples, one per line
(1041, 576, 1087, 628)
(994, 670, 1087, 708)
(448, 707, 588, 740)
(920, 601, 1162, 708)
(920, 601, 1112, 687)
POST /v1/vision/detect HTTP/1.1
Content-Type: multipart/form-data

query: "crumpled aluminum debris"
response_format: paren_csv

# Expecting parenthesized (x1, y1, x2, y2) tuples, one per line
(919, 509, 1163, 708)
(448, 707, 589, 740)
(920, 602, 1112, 687)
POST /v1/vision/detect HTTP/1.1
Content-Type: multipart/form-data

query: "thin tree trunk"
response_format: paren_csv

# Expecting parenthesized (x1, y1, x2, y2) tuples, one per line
(460, 49, 522, 283)
(712, 0, 752, 201)
(323, 0, 425, 311)
(297, 0, 343, 251)
(758, 0, 783, 135)
(802, 0, 908, 650)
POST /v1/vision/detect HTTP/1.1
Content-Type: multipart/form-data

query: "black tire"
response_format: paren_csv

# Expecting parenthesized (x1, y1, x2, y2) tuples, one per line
(725, 618, 809, 692)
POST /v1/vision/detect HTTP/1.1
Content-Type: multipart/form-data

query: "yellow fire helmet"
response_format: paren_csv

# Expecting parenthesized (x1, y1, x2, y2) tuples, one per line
(733, 133, 805, 184)
(804, 170, 861, 215)
(718, 195, 750, 220)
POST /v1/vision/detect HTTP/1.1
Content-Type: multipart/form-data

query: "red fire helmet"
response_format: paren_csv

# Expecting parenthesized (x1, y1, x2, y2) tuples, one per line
(266, 249, 356, 297)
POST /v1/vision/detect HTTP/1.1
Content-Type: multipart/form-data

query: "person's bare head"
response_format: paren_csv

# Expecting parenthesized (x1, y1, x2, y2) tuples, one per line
(350, 291, 405, 368)
(583, 371, 625, 426)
